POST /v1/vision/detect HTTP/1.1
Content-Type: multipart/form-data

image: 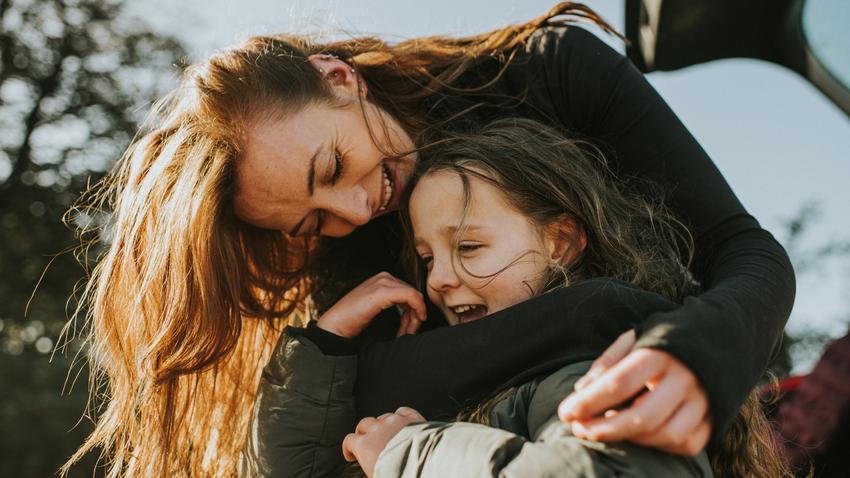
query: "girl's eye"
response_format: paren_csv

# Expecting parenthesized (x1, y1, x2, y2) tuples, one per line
(331, 151, 344, 185)
(419, 255, 433, 266)
(458, 243, 482, 254)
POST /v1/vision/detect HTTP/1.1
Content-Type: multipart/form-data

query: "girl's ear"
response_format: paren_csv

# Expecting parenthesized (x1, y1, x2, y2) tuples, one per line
(544, 215, 587, 266)
(307, 54, 366, 99)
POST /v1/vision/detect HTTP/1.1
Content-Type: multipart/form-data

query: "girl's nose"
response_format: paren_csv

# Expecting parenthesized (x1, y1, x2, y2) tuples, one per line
(427, 256, 461, 292)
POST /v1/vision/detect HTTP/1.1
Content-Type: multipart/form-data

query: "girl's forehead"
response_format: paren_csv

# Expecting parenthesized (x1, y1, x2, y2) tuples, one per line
(411, 169, 505, 209)
(409, 170, 523, 233)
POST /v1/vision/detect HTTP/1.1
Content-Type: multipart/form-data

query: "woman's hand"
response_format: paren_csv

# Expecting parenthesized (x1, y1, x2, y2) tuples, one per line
(342, 407, 426, 477)
(557, 330, 712, 456)
(317, 272, 427, 339)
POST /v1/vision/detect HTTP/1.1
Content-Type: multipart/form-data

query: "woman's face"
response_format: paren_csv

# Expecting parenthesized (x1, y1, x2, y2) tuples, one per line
(234, 61, 417, 237)
(410, 170, 557, 325)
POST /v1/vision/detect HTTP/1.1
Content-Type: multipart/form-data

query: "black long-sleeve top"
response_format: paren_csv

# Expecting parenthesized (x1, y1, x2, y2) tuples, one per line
(304, 25, 795, 444)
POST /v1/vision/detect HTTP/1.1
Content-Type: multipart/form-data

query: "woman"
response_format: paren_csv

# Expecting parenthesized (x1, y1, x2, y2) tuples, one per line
(64, 3, 794, 477)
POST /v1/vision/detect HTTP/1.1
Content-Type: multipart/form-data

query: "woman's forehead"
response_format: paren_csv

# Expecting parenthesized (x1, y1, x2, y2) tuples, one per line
(234, 107, 333, 229)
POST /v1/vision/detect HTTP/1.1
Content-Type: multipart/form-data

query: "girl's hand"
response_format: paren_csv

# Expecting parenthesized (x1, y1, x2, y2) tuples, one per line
(342, 407, 426, 478)
(557, 330, 712, 456)
(316, 272, 427, 339)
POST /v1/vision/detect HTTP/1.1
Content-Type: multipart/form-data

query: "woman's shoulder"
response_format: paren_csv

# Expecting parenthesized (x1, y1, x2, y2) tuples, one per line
(523, 24, 612, 57)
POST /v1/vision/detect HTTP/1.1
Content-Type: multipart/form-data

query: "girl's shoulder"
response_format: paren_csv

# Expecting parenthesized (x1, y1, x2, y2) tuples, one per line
(526, 360, 595, 438)
(486, 360, 594, 440)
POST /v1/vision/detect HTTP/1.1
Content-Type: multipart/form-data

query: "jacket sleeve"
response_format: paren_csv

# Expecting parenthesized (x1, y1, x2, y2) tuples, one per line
(241, 326, 356, 478)
(376, 421, 712, 478)
(374, 362, 712, 478)
(526, 25, 795, 442)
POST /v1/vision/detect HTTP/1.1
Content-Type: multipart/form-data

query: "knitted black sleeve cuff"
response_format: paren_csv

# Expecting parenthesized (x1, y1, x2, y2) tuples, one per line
(287, 320, 361, 356)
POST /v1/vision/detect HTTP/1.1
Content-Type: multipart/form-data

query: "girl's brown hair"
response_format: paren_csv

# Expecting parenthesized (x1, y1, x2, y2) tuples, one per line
(63, 3, 617, 477)
(403, 118, 695, 302)
(409, 118, 791, 478)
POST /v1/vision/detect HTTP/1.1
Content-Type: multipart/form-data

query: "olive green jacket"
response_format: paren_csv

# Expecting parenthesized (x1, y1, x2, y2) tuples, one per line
(242, 329, 713, 478)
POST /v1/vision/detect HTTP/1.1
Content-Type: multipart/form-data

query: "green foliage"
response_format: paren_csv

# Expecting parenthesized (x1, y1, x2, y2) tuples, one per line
(0, 0, 185, 475)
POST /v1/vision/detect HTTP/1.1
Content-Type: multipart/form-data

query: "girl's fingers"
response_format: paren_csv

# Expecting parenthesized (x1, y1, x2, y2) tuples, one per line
(355, 416, 379, 434)
(559, 348, 667, 421)
(376, 285, 427, 323)
(396, 311, 410, 337)
(395, 406, 425, 421)
(406, 310, 423, 334)
(570, 368, 689, 441)
(341, 433, 359, 462)
(574, 329, 636, 391)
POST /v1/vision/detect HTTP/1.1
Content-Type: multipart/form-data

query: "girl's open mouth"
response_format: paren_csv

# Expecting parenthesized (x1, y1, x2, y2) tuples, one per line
(450, 304, 488, 323)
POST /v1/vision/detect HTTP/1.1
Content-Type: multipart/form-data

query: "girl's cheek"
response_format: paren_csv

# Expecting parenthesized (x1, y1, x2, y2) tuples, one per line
(426, 288, 443, 308)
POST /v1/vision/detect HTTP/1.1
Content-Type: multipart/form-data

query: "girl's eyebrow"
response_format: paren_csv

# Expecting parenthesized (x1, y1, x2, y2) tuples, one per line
(442, 224, 486, 234)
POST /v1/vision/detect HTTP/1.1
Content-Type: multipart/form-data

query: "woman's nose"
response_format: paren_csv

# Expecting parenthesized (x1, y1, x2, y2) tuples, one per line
(317, 186, 372, 237)
(329, 186, 372, 226)
(427, 256, 460, 292)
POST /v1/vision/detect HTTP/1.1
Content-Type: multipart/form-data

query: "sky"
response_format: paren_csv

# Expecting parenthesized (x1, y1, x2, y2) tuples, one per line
(131, 0, 850, 370)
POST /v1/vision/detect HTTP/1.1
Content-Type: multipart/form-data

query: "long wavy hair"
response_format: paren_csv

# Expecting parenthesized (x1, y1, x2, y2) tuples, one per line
(62, 3, 616, 477)
(414, 119, 791, 478)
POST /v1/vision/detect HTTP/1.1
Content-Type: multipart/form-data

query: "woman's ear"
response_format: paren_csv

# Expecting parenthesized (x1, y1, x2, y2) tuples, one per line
(307, 54, 366, 99)
(544, 215, 587, 266)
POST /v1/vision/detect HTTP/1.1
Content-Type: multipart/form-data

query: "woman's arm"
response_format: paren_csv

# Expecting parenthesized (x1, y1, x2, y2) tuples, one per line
(356, 279, 680, 419)
(522, 25, 795, 444)
(352, 362, 712, 478)
(241, 326, 357, 478)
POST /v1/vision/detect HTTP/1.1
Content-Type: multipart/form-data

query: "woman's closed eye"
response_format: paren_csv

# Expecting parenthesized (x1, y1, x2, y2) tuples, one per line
(309, 151, 344, 235)
(330, 150, 344, 185)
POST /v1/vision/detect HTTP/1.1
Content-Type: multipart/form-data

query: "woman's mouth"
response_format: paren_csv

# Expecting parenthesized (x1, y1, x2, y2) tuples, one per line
(378, 163, 395, 212)
(450, 304, 488, 323)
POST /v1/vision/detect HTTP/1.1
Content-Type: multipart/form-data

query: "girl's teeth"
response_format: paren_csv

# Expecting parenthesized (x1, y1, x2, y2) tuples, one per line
(452, 305, 477, 313)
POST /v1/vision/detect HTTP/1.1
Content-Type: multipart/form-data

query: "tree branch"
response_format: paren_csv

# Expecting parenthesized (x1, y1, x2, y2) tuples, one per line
(3, 37, 71, 190)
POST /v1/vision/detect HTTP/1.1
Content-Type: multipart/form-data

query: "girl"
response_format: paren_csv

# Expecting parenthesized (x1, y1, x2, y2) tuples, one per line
(247, 119, 789, 478)
(64, 3, 794, 476)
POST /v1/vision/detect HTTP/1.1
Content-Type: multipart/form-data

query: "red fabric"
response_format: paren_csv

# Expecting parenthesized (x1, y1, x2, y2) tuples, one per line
(771, 329, 850, 474)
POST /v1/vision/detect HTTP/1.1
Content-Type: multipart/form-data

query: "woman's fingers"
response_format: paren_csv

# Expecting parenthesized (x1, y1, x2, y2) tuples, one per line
(559, 348, 667, 421)
(570, 367, 689, 441)
(574, 329, 636, 391)
(630, 394, 711, 455)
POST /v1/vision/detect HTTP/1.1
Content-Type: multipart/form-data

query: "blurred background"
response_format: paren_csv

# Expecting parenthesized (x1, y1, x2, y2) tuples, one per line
(1, 0, 847, 476)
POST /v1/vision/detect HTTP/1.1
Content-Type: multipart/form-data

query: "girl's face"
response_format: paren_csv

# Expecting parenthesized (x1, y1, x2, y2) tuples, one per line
(410, 170, 560, 325)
